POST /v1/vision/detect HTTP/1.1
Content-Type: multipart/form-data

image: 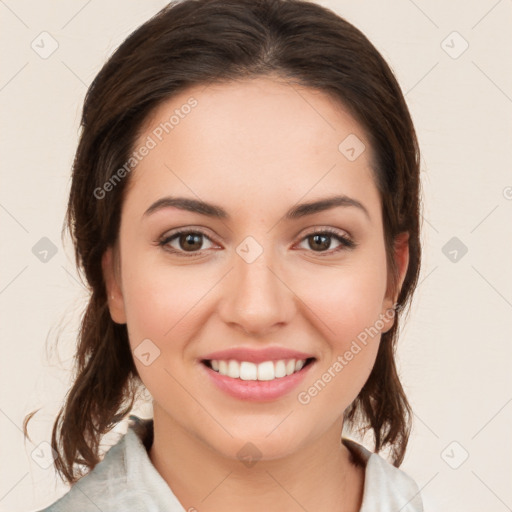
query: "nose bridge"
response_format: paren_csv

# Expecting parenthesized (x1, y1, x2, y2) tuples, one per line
(219, 235, 293, 335)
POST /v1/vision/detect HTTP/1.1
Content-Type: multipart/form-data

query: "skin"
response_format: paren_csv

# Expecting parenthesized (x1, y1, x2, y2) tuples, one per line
(102, 76, 409, 512)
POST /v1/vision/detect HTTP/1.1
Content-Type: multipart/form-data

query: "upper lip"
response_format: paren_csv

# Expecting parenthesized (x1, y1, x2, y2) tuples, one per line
(200, 347, 316, 364)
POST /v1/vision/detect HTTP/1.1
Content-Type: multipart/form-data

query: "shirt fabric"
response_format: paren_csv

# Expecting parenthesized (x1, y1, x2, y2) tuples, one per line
(39, 416, 423, 512)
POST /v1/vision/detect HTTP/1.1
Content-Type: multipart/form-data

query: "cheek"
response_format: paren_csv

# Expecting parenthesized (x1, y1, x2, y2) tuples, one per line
(120, 260, 210, 415)
(296, 254, 388, 344)
(292, 253, 388, 399)
(121, 251, 210, 345)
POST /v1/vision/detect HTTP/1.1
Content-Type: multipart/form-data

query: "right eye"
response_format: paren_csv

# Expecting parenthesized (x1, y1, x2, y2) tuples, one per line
(158, 229, 218, 257)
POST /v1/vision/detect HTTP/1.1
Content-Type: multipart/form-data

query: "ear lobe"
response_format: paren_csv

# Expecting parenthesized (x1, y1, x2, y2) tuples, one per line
(102, 246, 127, 324)
(381, 231, 410, 332)
(394, 231, 410, 297)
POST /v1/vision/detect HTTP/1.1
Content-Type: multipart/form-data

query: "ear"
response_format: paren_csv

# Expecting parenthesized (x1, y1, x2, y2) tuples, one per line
(381, 231, 410, 333)
(102, 245, 127, 324)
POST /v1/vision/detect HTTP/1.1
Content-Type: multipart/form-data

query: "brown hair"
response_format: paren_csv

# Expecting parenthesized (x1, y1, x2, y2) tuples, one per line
(24, 0, 421, 484)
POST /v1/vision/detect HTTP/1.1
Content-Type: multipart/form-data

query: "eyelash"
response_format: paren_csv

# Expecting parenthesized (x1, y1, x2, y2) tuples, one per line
(157, 227, 357, 258)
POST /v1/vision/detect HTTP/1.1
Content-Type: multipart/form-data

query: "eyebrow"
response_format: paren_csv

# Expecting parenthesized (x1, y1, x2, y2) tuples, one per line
(143, 194, 370, 221)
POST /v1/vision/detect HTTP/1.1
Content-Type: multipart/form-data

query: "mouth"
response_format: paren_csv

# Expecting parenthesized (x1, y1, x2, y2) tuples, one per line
(201, 357, 316, 381)
(200, 356, 316, 401)
(198, 346, 317, 401)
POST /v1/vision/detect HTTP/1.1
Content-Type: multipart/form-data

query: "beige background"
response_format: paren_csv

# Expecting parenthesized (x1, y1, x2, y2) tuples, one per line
(1, 1, 511, 510)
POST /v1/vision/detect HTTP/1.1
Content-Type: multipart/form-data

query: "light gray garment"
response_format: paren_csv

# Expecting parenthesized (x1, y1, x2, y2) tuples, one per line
(38, 421, 423, 511)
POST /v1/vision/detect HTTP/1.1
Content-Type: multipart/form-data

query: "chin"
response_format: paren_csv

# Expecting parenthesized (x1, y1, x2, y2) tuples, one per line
(198, 422, 310, 463)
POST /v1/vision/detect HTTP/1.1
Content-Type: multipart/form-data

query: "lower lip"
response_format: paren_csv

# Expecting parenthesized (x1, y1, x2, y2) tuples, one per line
(200, 360, 315, 401)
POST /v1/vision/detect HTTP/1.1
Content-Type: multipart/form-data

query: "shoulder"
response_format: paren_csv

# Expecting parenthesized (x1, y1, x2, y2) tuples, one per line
(37, 430, 132, 512)
(342, 438, 424, 512)
(37, 418, 180, 512)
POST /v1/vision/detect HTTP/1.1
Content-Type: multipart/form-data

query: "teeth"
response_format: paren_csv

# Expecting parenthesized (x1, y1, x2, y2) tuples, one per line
(257, 361, 274, 381)
(228, 360, 240, 378)
(239, 361, 257, 380)
(218, 360, 228, 375)
(274, 360, 287, 378)
(208, 358, 309, 381)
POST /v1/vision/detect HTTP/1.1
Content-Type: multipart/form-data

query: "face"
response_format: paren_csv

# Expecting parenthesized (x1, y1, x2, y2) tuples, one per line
(102, 76, 408, 461)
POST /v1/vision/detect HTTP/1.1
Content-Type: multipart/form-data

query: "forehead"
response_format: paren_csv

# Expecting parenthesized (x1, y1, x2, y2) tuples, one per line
(124, 77, 380, 220)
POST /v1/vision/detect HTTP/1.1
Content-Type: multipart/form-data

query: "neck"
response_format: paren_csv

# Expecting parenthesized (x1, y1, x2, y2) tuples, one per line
(148, 406, 365, 512)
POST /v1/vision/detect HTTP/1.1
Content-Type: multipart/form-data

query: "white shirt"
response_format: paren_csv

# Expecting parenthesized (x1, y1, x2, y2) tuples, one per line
(39, 418, 423, 511)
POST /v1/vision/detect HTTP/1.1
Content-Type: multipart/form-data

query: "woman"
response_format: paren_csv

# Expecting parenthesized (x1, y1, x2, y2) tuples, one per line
(26, 0, 423, 510)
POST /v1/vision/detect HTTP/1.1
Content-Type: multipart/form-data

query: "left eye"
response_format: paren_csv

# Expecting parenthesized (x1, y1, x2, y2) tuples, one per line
(296, 230, 355, 254)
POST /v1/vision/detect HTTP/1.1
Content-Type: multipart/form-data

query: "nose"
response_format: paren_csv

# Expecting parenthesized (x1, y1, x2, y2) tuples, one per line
(217, 245, 295, 337)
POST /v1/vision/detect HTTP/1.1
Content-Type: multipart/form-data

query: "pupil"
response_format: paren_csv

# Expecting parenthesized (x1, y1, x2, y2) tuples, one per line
(311, 234, 330, 251)
(182, 233, 202, 251)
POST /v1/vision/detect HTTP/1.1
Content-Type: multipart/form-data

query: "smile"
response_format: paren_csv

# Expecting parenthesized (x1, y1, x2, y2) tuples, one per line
(203, 358, 315, 381)
(200, 357, 316, 401)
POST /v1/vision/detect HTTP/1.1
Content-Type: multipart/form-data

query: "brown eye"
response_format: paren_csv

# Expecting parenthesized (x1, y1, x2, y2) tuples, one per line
(159, 229, 216, 256)
(177, 232, 204, 252)
(308, 233, 332, 251)
(298, 228, 356, 254)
